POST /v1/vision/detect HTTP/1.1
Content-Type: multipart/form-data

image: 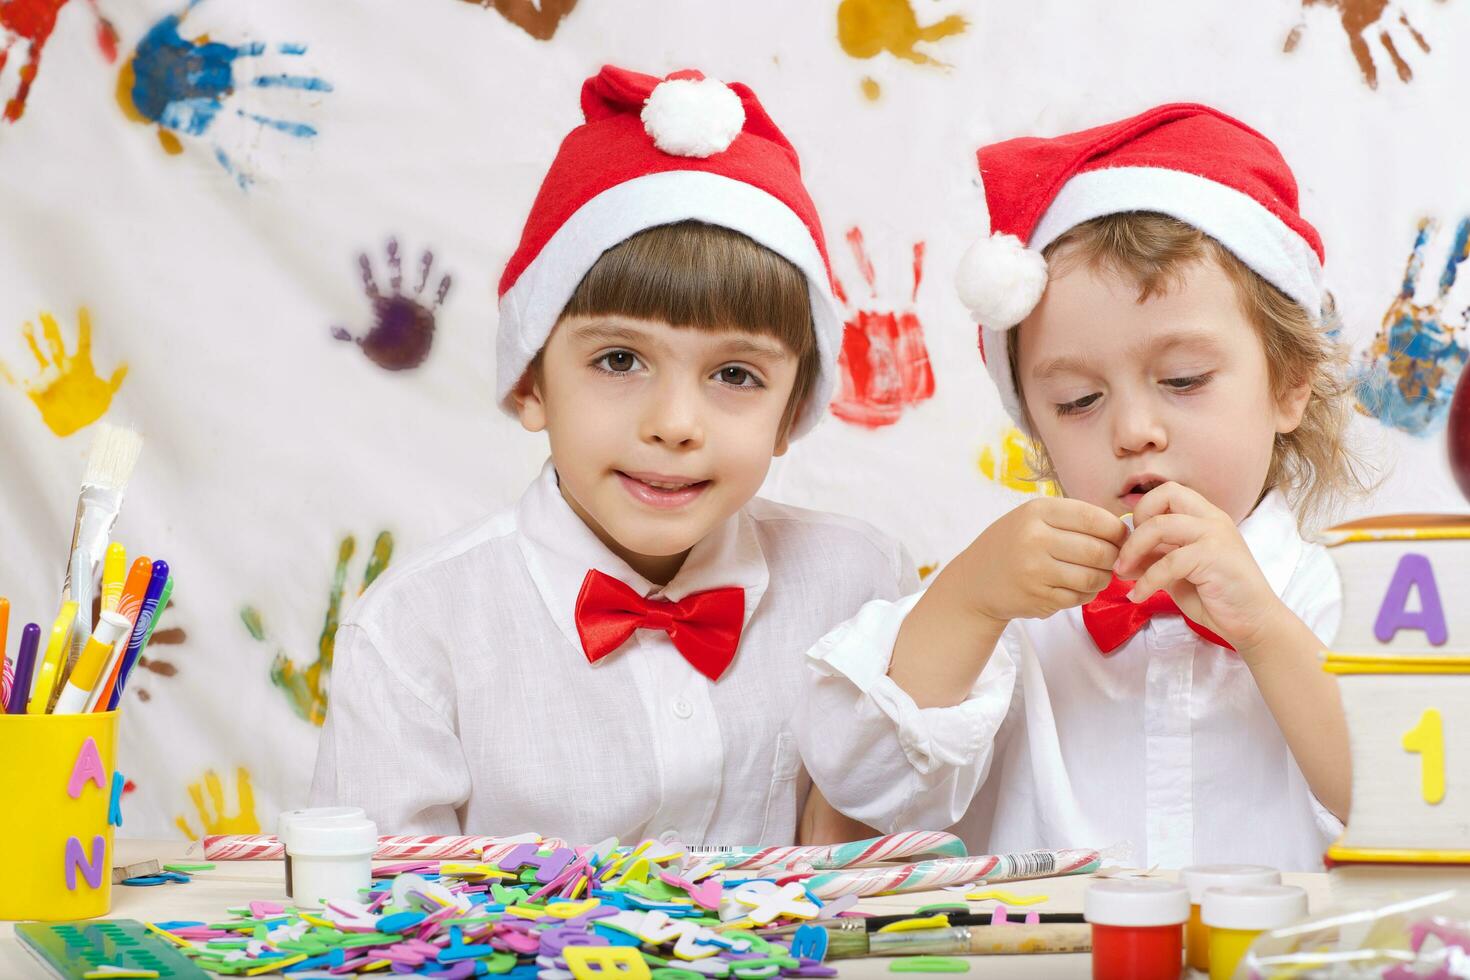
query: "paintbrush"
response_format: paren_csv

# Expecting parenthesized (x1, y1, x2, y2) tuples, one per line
(60, 422, 143, 677)
(822, 923, 1091, 959)
(755, 911, 1086, 936)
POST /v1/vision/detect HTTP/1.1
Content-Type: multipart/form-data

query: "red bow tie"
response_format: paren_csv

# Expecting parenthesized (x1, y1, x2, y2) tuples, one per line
(574, 569, 745, 681)
(1081, 574, 1233, 655)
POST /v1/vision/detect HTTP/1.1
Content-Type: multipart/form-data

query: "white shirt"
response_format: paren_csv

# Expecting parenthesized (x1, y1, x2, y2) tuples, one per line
(795, 490, 1344, 871)
(310, 461, 915, 843)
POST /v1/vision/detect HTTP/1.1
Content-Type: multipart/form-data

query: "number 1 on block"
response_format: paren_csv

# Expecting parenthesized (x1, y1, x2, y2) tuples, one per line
(1402, 708, 1446, 805)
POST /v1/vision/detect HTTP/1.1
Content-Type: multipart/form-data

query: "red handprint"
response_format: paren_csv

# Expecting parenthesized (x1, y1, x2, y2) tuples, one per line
(0, 0, 118, 123)
(829, 228, 935, 429)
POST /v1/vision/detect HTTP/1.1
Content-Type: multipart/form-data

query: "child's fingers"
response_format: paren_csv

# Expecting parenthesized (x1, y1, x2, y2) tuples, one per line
(1043, 585, 1097, 613)
(1132, 481, 1215, 525)
(1047, 528, 1122, 572)
(1126, 544, 1205, 602)
(1115, 514, 1206, 578)
(1046, 560, 1113, 597)
(1042, 498, 1129, 545)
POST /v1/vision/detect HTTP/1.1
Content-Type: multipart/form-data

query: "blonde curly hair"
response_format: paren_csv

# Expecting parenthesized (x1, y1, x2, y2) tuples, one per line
(1005, 211, 1373, 531)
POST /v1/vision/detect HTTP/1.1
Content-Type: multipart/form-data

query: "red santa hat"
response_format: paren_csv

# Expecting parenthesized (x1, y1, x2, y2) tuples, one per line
(497, 65, 841, 437)
(956, 103, 1326, 430)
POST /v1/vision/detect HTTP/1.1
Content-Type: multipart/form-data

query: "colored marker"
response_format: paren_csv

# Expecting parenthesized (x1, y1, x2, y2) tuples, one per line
(132, 575, 173, 669)
(29, 601, 78, 714)
(0, 596, 9, 660)
(101, 542, 127, 613)
(6, 623, 40, 714)
(90, 556, 152, 712)
(109, 560, 169, 710)
(53, 611, 130, 715)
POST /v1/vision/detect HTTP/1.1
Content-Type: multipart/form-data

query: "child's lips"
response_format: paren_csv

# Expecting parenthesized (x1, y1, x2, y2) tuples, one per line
(616, 471, 711, 509)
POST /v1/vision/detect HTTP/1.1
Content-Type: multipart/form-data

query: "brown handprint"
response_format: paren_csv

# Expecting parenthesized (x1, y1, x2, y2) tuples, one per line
(1284, 0, 1439, 89)
(458, 0, 580, 41)
(89, 593, 186, 702)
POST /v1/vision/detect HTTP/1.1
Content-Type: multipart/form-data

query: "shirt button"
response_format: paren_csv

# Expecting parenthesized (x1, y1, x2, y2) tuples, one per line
(672, 698, 693, 719)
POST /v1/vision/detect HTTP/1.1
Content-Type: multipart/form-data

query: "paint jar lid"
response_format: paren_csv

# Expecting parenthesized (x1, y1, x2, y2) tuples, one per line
(287, 817, 377, 857)
(1179, 864, 1281, 903)
(1084, 879, 1190, 926)
(278, 806, 367, 838)
(1201, 885, 1308, 930)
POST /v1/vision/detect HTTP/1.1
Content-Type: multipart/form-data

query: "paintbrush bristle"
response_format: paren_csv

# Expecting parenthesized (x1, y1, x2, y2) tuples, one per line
(82, 422, 143, 490)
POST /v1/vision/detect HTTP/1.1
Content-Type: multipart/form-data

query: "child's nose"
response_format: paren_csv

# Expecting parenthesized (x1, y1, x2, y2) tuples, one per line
(641, 378, 705, 448)
(1112, 396, 1168, 456)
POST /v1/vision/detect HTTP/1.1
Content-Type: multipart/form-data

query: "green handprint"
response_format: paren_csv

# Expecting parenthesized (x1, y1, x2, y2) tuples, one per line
(242, 531, 392, 726)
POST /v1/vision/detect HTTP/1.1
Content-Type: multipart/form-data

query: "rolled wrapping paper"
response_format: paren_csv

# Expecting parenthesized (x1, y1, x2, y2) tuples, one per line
(703, 830, 968, 870)
(203, 833, 571, 861)
(805, 847, 1102, 899)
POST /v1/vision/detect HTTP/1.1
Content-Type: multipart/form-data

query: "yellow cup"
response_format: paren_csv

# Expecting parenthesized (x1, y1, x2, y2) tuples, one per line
(0, 711, 120, 921)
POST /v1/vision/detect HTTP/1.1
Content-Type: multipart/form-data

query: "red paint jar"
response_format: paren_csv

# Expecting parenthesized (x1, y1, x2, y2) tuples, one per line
(1085, 879, 1189, 980)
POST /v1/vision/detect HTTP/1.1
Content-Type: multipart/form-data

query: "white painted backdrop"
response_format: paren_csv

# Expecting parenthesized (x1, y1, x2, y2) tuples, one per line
(2, 0, 1466, 838)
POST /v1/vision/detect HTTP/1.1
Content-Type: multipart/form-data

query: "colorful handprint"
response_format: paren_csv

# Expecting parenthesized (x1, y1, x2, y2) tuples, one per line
(1355, 218, 1470, 436)
(0, 0, 118, 123)
(174, 767, 259, 839)
(829, 227, 936, 429)
(332, 239, 453, 371)
(1283, 0, 1439, 89)
(0, 307, 127, 437)
(116, 0, 332, 188)
(242, 531, 392, 727)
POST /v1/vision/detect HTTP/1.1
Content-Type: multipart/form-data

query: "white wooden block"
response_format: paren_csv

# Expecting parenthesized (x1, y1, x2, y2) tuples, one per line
(1337, 673, 1470, 851)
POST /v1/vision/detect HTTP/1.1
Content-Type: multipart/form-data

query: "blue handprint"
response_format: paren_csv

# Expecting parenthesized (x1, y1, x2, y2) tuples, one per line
(1356, 218, 1470, 436)
(115, 0, 332, 188)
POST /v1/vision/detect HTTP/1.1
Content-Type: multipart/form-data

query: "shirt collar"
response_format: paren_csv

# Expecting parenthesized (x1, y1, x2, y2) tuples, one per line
(516, 460, 770, 656)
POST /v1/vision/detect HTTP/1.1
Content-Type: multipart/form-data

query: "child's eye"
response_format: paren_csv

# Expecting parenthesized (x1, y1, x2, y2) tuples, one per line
(715, 365, 764, 388)
(1162, 373, 1212, 391)
(594, 350, 642, 374)
(1055, 393, 1101, 416)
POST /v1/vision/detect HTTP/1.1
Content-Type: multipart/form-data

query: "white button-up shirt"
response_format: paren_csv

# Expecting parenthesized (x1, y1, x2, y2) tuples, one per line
(795, 490, 1344, 870)
(310, 461, 914, 843)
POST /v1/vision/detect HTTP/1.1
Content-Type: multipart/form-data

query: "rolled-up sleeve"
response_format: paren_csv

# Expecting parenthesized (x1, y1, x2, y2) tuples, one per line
(794, 592, 1018, 832)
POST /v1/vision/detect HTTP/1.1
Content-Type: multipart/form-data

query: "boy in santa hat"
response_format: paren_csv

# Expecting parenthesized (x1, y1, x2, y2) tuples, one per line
(795, 104, 1369, 869)
(310, 65, 910, 843)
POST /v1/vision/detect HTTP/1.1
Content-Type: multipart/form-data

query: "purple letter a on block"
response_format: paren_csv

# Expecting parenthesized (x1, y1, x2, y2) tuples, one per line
(65, 836, 106, 891)
(1374, 552, 1448, 646)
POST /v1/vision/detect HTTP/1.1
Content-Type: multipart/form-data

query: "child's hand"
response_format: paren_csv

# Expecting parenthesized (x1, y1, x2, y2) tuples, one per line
(960, 497, 1127, 625)
(1114, 482, 1285, 655)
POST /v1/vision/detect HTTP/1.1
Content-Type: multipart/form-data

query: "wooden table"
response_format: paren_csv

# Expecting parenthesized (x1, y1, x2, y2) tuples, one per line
(0, 840, 1332, 978)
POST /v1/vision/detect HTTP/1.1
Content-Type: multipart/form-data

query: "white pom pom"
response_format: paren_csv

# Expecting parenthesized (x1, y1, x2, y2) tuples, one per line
(954, 233, 1049, 328)
(641, 78, 745, 159)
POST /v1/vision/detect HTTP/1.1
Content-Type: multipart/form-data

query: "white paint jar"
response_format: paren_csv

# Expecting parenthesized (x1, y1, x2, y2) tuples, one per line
(277, 806, 366, 897)
(286, 816, 377, 910)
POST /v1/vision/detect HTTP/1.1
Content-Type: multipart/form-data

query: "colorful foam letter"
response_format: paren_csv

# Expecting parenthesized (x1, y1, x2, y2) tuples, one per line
(65, 835, 106, 890)
(1374, 553, 1448, 646)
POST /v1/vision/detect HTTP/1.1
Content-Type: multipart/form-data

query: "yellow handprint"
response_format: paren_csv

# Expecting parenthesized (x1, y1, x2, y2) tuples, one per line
(979, 427, 1061, 496)
(174, 767, 260, 840)
(0, 308, 127, 437)
(836, 0, 967, 66)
